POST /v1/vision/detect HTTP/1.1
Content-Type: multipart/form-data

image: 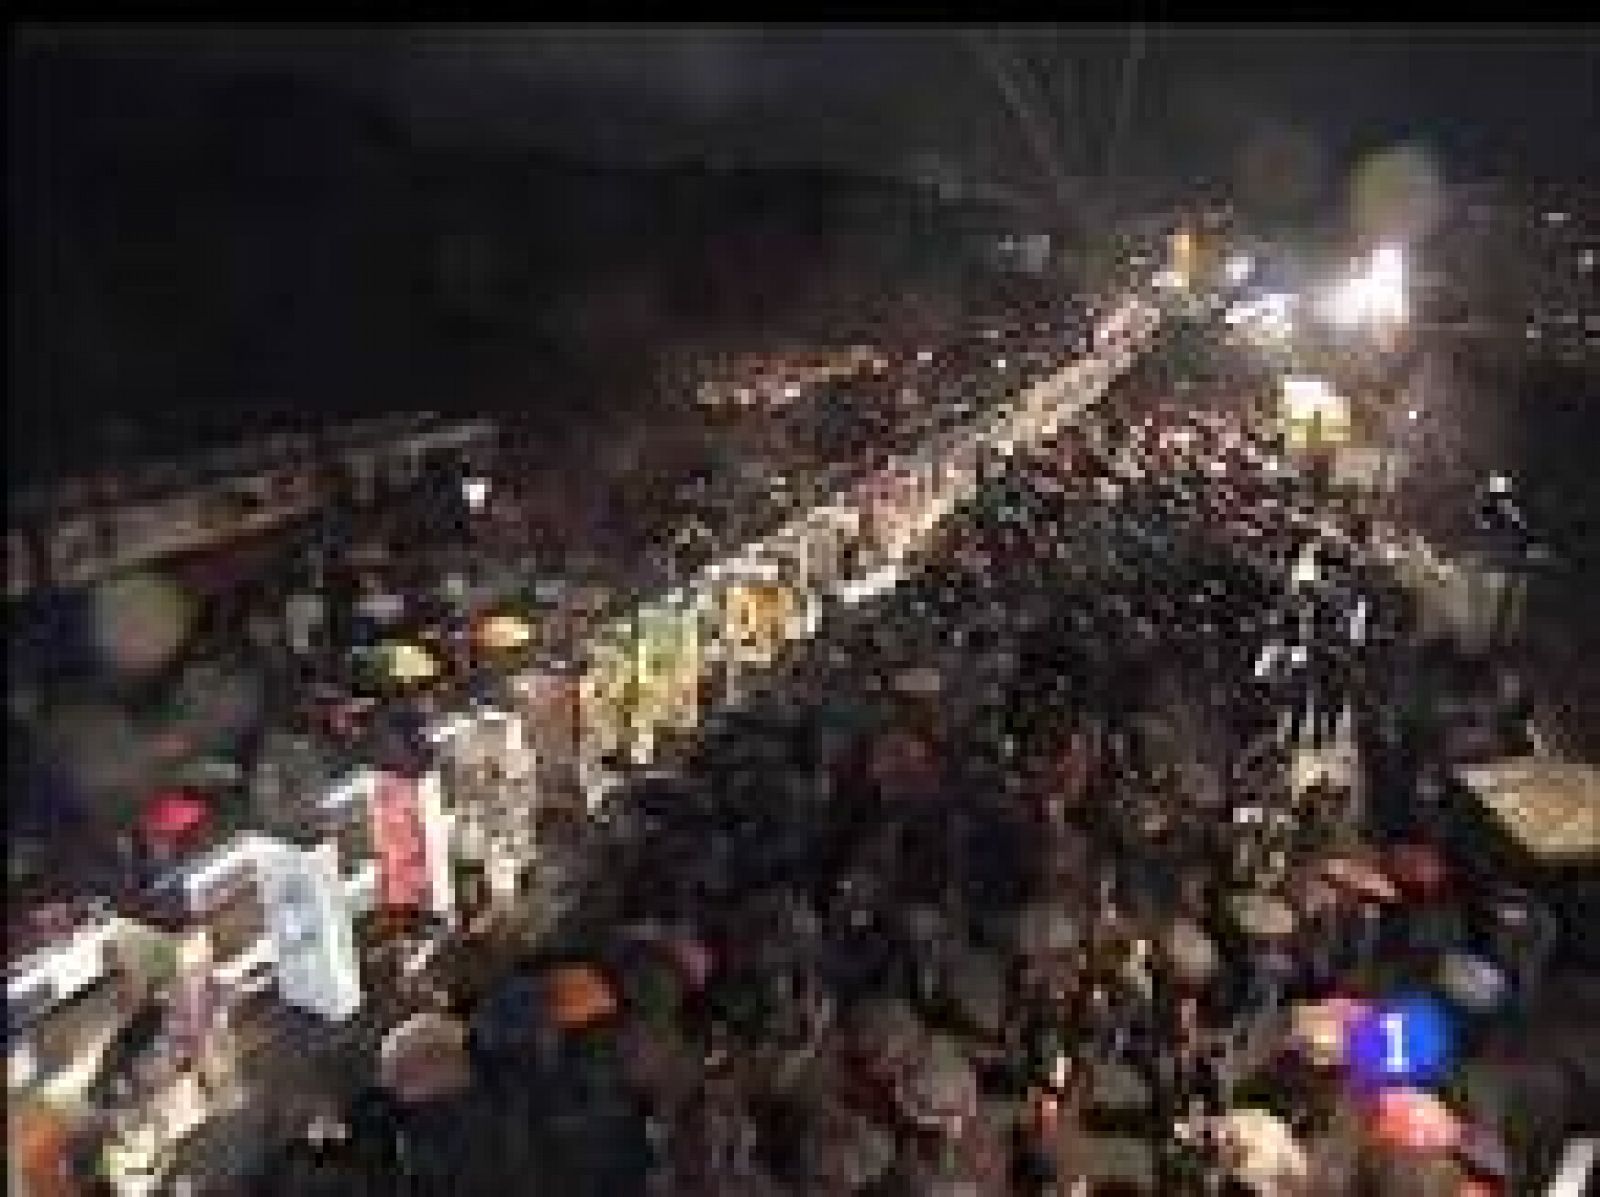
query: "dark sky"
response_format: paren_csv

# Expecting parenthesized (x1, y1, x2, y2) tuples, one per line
(8, 24, 1597, 485)
(15, 24, 1599, 190)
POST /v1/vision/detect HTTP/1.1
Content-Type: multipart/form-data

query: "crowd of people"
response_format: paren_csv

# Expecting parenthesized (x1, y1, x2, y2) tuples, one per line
(236, 334, 1573, 1195)
(7, 288, 1095, 903)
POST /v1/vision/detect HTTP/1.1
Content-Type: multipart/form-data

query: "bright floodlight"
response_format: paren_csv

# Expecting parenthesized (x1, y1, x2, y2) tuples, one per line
(1487, 473, 1513, 495)
(1322, 243, 1408, 331)
(1224, 254, 1254, 285)
(1281, 375, 1343, 421)
(462, 477, 491, 513)
(1282, 375, 1333, 405)
(916, 349, 934, 364)
(1369, 244, 1408, 326)
(1322, 276, 1373, 329)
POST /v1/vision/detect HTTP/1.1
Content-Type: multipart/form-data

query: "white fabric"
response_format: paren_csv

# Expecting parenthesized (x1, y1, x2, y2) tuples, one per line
(357, 591, 406, 625)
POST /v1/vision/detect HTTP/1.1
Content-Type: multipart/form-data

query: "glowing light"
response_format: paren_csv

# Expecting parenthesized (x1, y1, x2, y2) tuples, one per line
(1321, 243, 1408, 331)
(1351, 146, 1444, 245)
(475, 614, 533, 650)
(1224, 254, 1254, 284)
(1370, 244, 1407, 328)
(91, 571, 193, 674)
(461, 477, 490, 513)
(383, 642, 440, 683)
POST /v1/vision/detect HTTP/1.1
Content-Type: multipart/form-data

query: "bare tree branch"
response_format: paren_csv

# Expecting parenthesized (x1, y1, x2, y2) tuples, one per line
(963, 30, 1085, 229)
(1104, 23, 1150, 202)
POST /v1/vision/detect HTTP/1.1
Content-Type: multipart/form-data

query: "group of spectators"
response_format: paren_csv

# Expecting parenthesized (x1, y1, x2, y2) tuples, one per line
(232, 317, 1577, 1195)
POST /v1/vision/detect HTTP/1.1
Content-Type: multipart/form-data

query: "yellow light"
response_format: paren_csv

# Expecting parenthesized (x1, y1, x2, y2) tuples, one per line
(385, 642, 440, 682)
(1279, 376, 1350, 450)
(475, 615, 533, 651)
(1168, 229, 1195, 288)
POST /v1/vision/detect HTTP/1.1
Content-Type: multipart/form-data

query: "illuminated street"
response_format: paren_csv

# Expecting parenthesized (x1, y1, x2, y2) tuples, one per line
(9, 24, 1598, 1197)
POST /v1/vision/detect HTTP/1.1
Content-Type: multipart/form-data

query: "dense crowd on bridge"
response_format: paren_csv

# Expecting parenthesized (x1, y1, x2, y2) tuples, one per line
(8, 287, 1095, 906)
(233, 355, 1570, 1195)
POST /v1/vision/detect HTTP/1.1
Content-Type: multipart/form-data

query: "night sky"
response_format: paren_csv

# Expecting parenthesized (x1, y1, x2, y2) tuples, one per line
(8, 25, 1597, 484)
(15, 24, 1599, 184)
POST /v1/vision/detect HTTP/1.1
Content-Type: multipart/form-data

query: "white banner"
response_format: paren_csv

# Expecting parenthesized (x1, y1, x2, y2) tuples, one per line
(417, 771, 457, 926)
(257, 839, 362, 1022)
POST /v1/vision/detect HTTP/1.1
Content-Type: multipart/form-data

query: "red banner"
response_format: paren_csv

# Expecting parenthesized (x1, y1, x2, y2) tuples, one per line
(370, 772, 429, 910)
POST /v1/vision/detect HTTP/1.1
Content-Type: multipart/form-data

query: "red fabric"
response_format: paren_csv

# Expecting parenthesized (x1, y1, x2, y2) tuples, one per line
(1368, 1088, 1460, 1151)
(370, 772, 429, 910)
(142, 790, 209, 840)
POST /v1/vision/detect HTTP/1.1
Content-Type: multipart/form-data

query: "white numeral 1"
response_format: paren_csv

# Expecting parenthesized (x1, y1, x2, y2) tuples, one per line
(1381, 1012, 1408, 1074)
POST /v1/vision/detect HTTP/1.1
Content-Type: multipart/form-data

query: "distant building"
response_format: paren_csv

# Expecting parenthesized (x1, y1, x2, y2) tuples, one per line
(6, 415, 497, 599)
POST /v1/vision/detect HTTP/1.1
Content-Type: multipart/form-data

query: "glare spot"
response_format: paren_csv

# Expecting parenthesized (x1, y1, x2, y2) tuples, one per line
(1350, 145, 1445, 244)
(91, 572, 193, 674)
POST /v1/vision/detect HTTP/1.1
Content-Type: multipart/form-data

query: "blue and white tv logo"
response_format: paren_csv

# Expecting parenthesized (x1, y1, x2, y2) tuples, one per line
(1346, 994, 1454, 1088)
